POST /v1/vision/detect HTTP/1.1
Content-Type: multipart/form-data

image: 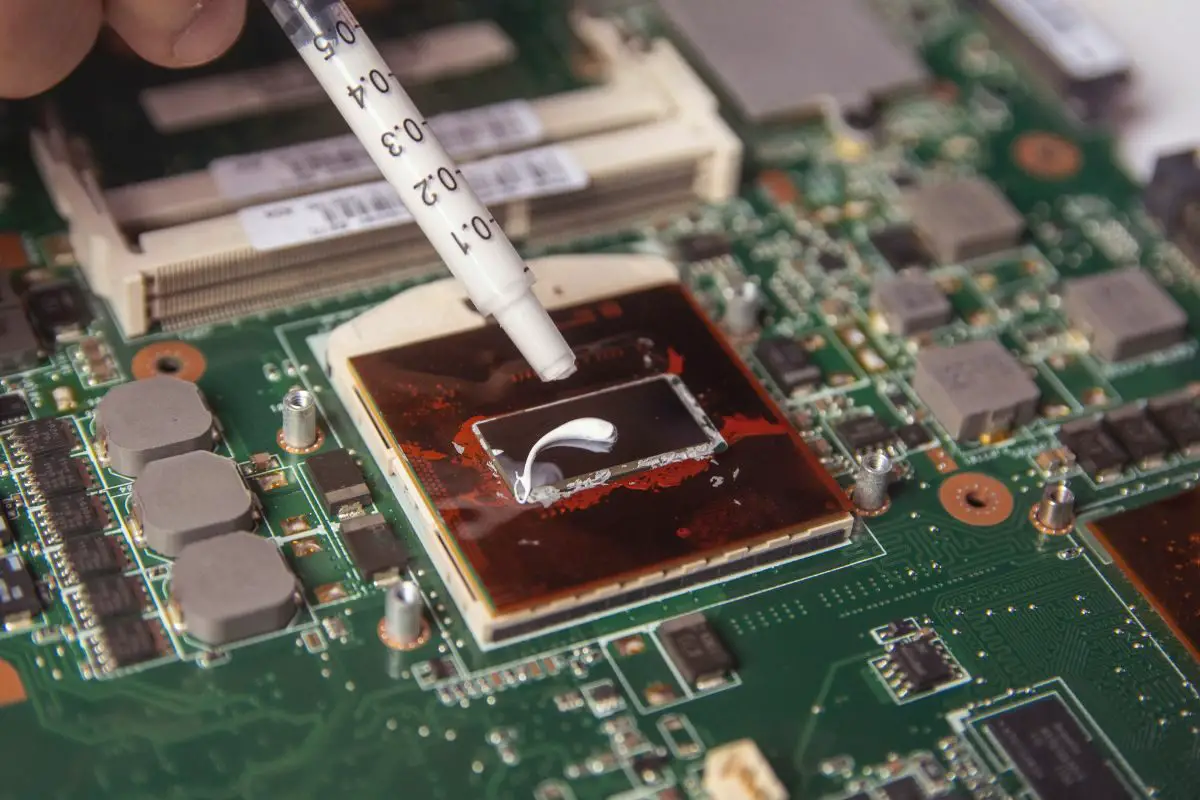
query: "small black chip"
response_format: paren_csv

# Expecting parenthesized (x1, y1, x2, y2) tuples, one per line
(836, 415, 896, 452)
(11, 418, 75, 456)
(890, 638, 955, 692)
(0, 393, 30, 427)
(307, 449, 372, 515)
(1104, 408, 1170, 466)
(878, 777, 925, 800)
(82, 575, 145, 620)
(658, 613, 736, 687)
(817, 251, 847, 272)
(676, 233, 731, 262)
(1059, 420, 1128, 480)
(754, 338, 822, 395)
(0, 553, 41, 624)
(27, 454, 92, 498)
(63, 535, 125, 578)
(99, 618, 160, 668)
(340, 513, 408, 583)
(871, 226, 928, 269)
(896, 422, 934, 450)
(1148, 394, 1200, 455)
(43, 492, 110, 539)
(981, 695, 1132, 800)
(25, 280, 91, 341)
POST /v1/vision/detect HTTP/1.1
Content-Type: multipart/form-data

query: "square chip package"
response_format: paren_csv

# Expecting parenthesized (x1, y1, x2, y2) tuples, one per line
(657, 0, 927, 122)
(329, 256, 854, 646)
(474, 374, 725, 505)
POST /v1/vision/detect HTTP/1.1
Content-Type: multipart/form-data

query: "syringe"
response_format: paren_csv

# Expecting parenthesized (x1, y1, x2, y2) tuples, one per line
(263, 0, 576, 381)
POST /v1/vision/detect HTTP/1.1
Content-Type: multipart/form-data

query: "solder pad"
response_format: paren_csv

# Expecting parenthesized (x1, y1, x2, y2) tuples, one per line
(347, 283, 853, 642)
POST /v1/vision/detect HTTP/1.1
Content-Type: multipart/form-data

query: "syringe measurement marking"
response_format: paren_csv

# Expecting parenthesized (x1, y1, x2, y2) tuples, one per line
(269, 0, 576, 379)
(308, 8, 501, 260)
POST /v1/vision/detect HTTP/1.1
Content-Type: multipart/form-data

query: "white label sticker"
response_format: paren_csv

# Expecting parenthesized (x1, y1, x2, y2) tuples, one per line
(210, 100, 544, 202)
(140, 22, 517, 133)
(237, 145, 589, 251)
(988, 0, 1130, 79)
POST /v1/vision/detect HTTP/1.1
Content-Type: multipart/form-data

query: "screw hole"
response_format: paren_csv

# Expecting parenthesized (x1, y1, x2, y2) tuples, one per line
(154, 355, 182, 375)
(965, 490, 988, 509)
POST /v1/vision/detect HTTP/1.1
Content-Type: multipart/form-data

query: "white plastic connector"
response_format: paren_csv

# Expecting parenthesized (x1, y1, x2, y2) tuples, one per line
(33, 15, 743, 337)
(703, 740, 789, 800)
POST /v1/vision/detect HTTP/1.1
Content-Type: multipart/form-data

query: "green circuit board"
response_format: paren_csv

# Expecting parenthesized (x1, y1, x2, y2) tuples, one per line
(0, 1, 1198, 799)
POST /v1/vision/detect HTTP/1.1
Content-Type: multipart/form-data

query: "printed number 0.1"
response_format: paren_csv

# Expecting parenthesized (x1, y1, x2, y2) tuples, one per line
(452, 216, 495, 254)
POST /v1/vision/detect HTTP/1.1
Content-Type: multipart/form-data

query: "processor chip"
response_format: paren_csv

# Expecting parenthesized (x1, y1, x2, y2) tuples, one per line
(474, 374, 724, 505)
(337, 263, 853, 645)
(1087, 485, 1200, 661)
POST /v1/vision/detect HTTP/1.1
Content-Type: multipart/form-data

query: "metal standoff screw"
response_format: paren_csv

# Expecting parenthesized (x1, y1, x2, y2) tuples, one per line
(853, 451, 892, 512)
(724, 281, 762, 336)
(1034, 482, 1075, 533)
(384, 581, 425, 648)
(281, 387, 318, 450)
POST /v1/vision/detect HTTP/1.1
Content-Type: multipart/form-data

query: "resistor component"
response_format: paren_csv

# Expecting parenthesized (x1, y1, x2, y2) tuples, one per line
(53, 386, 76, 412)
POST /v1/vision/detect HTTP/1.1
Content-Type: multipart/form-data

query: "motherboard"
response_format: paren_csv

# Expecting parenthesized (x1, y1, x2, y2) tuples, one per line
(0, 0, 1198, 797)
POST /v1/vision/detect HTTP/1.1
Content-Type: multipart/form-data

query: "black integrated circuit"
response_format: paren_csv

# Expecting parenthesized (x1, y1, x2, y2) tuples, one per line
(980, 695, 1132, 800)
(0, 393, 30, 428)
(890, 637, 955, 692)
(26, 454, 93, 498)
(754, 338, 821, 395)
(836, 415, 896, 453)
(1148, 394, 1200, 455)
(340, 513, 407, 584)
(1059, 419, 1127, 481)
(878, 777, 924, 800)
(99, 618, 160, 668)
(1104, 408, 1170, 467)
(875, 633, 964, 700)
(676, 233, 731, 262)
(82, 575, 146, 620)
(63, 535, 126, 579)
(817, 251, 847, 272)
(11, 418, 76, 456)
(658, 613, 736, 688)
(0, 553, 41, 625)
(25, 281, 92, 342)
(896, 422, 934, 450)
(870, 226, 928, 269)
(307, 449, 372, 515)
(42, 493, 111, 539)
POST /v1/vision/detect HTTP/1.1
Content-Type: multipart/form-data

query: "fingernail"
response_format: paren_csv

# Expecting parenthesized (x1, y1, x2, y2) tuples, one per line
(171, 0, 234, 64)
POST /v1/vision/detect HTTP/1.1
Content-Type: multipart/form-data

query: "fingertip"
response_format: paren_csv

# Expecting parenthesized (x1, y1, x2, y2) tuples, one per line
(108, 0, 247, 68)
(0, 0, 102, 98)
(171, 0, 248, 66)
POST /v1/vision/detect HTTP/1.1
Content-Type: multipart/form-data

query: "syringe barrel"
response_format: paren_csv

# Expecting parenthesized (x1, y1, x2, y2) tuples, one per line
(262, 0, 576, 381)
